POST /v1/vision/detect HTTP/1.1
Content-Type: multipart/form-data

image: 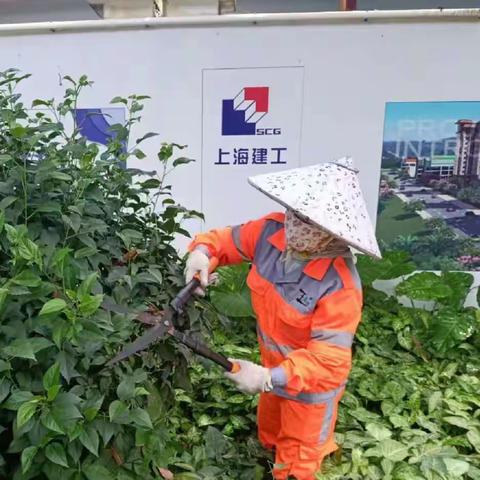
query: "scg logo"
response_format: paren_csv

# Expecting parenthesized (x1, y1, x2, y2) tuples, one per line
(222, 87, 281, 136)
(256, 128, 282, 135)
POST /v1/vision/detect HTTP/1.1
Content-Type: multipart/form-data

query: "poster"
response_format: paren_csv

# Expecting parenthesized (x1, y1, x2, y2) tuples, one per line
(74, 107, 126, 151)
(377, 102, 480, 271)
(201, 67, 304, 229)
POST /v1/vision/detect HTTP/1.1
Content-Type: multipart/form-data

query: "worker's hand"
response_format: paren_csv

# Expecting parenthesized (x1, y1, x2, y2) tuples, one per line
(224, 359, 273, 394)
(194, 272, 219, 297)
(185, 248, 210, 295)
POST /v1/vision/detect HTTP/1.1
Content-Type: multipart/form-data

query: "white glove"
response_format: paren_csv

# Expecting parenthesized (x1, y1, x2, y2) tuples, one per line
(185, 248, 210, 292)
(224, 359, 273, 394)
(185, 248, 220, 296)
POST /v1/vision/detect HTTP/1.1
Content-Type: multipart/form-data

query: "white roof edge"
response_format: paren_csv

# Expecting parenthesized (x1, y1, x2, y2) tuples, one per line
(0, 9, 479, 36)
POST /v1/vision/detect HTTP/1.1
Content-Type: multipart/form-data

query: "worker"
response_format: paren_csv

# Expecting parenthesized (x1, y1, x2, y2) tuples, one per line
(184, 157, 381, 480)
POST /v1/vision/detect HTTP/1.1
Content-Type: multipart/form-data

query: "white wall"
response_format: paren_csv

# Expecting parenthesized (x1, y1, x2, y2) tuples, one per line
(0, 14, 479, 251)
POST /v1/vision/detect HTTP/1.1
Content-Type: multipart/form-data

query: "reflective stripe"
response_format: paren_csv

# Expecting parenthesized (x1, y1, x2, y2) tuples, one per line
(231, 225, 249, 261)
(257, 325, 294, 356)
(343, 257, 362, 290)
(253, 220, 345, 314)
(272, 382, 346, 444)
(310, 329, 354, 348)
(272, 381, 346, 405)
(319, 396, 336, 443)
(270, 366, 288, 387)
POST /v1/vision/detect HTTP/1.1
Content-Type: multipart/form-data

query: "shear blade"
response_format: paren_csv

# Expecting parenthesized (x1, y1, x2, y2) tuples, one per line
(107, 322, 169, 366)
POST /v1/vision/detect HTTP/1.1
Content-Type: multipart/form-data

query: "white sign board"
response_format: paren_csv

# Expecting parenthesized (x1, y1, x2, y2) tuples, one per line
(202, 67, 304, 228)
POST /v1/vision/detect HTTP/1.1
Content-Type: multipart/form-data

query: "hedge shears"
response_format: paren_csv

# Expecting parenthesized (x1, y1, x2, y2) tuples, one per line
(103, 273, 240, 374)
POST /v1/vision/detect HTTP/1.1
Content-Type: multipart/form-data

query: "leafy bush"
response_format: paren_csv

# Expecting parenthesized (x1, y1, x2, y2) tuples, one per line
(0, 69, 207, 479)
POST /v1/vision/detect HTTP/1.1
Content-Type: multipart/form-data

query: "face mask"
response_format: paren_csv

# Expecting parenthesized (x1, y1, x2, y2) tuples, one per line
(284, 209, 335, 254)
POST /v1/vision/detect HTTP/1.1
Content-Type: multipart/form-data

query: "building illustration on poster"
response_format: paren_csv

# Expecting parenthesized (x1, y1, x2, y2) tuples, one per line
(377, 101, 480, 271)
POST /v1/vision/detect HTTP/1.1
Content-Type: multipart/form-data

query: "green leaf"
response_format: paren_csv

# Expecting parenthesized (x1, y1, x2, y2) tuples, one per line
(57, 351, 79, 383)
(429, 308, 476, 352)
(67, 440, 83, 465)
(39, 298, 67, 316)
(356, 251, 416, 286)
(210, 289, 253, 317)
(134, 387, 150, 397)
(78, 272, 98, 298)
(197, 414, 215, 427)
(83, 464, 115, 480)
(443, 458, 470, 476)
(467, 429, 480, 453)
(396, 272, 451, 301)
(364, 439, 409, 462)
(173, 157, 195, 167)
(32, 98, 52, 107)
(12, 270, 42, 287)
(21, 446, 38, 474)
(29, 337, 53, 353)
(0, 196, 17, 210)
(136, 132, 158, 144)
(35, 202, 62, 213)
(96, 420, 116, 446)
(11, 124, 27, 138)
(74, 247, 98, 259)
(50, 172, 72, 182)
(134, 149, 146, 159)
(0, 287, 8, 310)
(204, 426, 228, 461)
(18, 238, 41, 266)
(3, 390, 34, 410)
(108, 400, 129, 424)
(79, 425, 99, 456)
(110, 96, 127, 105)
(443, 416, 471, 429)
(45, 442, 69, 468)
(441, 271, 474, 308)
(140, 179, 160, 189)
(3, 337, 52, 360)
(130, 408, 153, 429)
(42, 412, 64, 434)
(0, 378, 11, 403)
(83, 395, 104, 422)
(428, 391, 442, 414)
(117, 377, 135, 401)
(366, 423, 392, 441)
(79, 294, 103, 316)
(43, 362, 61, 391)
(17, 399, 40, 427)
(47, 385, 61, 402)
(3, 339, 36, 360)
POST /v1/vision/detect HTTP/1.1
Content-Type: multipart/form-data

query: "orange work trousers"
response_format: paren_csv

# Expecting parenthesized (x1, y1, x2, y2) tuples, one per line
(258, 392, 342, 480)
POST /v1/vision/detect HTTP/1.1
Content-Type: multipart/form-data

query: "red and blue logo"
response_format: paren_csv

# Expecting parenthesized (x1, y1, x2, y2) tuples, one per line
(222, 87, 270, 136)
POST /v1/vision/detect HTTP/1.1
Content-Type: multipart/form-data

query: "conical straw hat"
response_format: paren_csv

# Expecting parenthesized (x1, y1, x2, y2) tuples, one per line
(248, 157, 381, 258)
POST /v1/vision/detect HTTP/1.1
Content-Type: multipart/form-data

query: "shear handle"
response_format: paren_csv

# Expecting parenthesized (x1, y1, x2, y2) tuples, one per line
(170, 278, 200, 314)
(171, 330, 239, 372)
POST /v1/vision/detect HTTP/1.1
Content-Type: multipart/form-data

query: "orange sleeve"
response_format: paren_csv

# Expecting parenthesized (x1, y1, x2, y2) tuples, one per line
(189, 212, 284, 267)
(271, 288, 363, 394)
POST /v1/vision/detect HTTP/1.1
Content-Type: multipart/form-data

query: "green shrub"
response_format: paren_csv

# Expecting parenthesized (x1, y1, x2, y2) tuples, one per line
(0, 69, 204, 479)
